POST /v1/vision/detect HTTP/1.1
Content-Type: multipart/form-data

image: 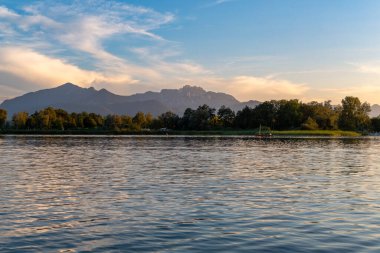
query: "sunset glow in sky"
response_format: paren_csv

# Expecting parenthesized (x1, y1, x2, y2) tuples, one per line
(1, 0, 380, 103)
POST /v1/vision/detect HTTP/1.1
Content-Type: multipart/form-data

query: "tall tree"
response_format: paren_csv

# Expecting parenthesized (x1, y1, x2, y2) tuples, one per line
(235, 106, 254, 129)
(12, 112, 29, 129)
(192, 104, 216, 130)
(121, 115, 133, 129)
(217, 106, 235, 128)
(0, 109, 7, 129)
(371, 117, 380, 132)
(180, 108, 194, 130)
(275, 99, 302, 130)
(338, 96, 371, 131)
(145, 113, 153, 128)
(300, 101, 339, 130)
(133, 112, 146, 128)
(159, 111, 179, 129)
(252, 101, 277, 129)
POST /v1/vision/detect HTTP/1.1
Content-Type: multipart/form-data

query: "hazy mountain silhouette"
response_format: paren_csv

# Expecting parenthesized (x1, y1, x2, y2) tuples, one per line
(0, 83, 260, 117)
(370, 104, 380, 118)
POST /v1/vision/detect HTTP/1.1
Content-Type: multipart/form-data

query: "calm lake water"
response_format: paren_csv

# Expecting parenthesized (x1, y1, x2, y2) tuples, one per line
(1, 135, 380, 252)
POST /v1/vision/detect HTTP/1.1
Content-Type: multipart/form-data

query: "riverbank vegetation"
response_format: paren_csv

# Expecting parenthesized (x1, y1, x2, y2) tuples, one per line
(1, 96, 379, 135)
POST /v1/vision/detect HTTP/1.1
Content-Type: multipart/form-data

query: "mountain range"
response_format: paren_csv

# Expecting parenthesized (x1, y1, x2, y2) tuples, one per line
(1, 83, 380, 118)
(371, 104, 380, 118)
(0, 83, 260, 117)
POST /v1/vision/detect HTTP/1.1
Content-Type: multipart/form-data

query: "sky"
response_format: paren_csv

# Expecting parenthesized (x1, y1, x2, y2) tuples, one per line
(1, 0, 380, 104)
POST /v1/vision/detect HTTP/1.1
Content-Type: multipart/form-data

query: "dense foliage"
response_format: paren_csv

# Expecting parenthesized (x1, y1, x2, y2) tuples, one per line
(0, 109, 7, 129)
(0, 96, 378, 132)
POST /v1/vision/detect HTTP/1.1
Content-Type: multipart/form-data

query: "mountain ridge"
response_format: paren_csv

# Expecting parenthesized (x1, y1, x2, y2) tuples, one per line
(3, 83, 378, 118)
(370, 104, 380, 118)
(0, 83, 260, 117)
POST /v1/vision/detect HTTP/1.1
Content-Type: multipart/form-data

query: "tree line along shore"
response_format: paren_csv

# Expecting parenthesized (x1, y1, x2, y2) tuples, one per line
(1, 96, 380, 136)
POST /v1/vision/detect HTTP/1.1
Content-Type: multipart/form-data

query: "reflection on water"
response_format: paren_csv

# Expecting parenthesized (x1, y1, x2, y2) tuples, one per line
(1, 136, 380, 252)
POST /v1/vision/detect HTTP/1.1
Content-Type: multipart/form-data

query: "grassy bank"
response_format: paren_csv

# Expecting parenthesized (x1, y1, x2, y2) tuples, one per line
(0, 129, 362, 136)
(171, 130, 362, 136)
(271, 130, 361, 137)
(0, 129, 160, 135)
(170, 130, 260, 135)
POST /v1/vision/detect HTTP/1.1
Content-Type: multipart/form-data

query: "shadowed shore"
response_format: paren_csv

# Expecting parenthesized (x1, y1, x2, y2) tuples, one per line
(0, 129, 362, 137)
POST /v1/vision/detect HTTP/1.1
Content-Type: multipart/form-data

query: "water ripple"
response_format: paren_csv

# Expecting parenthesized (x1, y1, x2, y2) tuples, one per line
(1, 136, 380, 252)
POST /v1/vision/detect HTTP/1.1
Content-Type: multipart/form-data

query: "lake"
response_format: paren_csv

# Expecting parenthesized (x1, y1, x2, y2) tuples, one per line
(1, 135, 380, 252)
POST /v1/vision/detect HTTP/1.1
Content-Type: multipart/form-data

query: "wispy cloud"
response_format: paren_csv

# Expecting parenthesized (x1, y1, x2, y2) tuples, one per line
(0, 1, 174, 54)
(214, 0, 236, 5)
(316, 85, 380, 104)
(0, 6, 19, 18)
(201, 0, 237, 8)
(352, 62, 380, 74)
(222, 76, 309, 101)
(0, 47, 137, 87)
(0, 1, 186, 93)
(0, 0, 315, 104)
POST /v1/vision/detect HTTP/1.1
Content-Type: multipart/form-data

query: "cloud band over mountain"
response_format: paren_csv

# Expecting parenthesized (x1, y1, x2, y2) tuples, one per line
(1, 0, 380, 104)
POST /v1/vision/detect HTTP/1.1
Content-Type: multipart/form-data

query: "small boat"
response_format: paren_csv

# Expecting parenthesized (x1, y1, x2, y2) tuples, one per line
(255, 124, 272, 138)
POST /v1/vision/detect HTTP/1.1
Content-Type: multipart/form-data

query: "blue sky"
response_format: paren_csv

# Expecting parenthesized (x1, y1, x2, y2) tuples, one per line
(1, 0, 380, 103)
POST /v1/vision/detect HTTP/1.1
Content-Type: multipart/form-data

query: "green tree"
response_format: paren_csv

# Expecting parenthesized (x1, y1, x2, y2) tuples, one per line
(300, 101, 339, 130)
(276, 99, 302, 130)
(133, 112, 146, 128)
(79, 112, 103, 129)
(192, 104, 216, 130)
(74, 113, 84, 128)
(338, 96, 371, 131)
(68, 115, 77, 129)
(121, 115, 133, 129)
(301, 117, 319, 130)
(12, 112, 29, 129)
(37, 107, 57, 129)
(159, 111, 179, 129)
(91, 113, 104, 127)
(217, 106, 235, 128)
(252, 101, 277, 129)
(180, 108, 194, 129)
(209, 115, 223, 129)
(83, 117, 97, 129)
(0, 109, 7, 129)
(54, 109, 70, 130)
(26, 112, 39, 129)
(145, 113, 153, 128)
(105, 115, 122, 130)
(150, 118, 163, 129)
(234, 106, 254, 129)
(371, 117, 380, 132)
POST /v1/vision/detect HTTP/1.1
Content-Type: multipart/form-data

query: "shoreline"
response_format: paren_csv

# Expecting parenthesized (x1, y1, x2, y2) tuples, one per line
(0, 129, 362, 137)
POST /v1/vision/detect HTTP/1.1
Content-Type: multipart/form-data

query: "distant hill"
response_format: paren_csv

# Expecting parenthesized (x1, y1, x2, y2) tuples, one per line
(370, 104, 380, 118)
(0, 83, 260, 117)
